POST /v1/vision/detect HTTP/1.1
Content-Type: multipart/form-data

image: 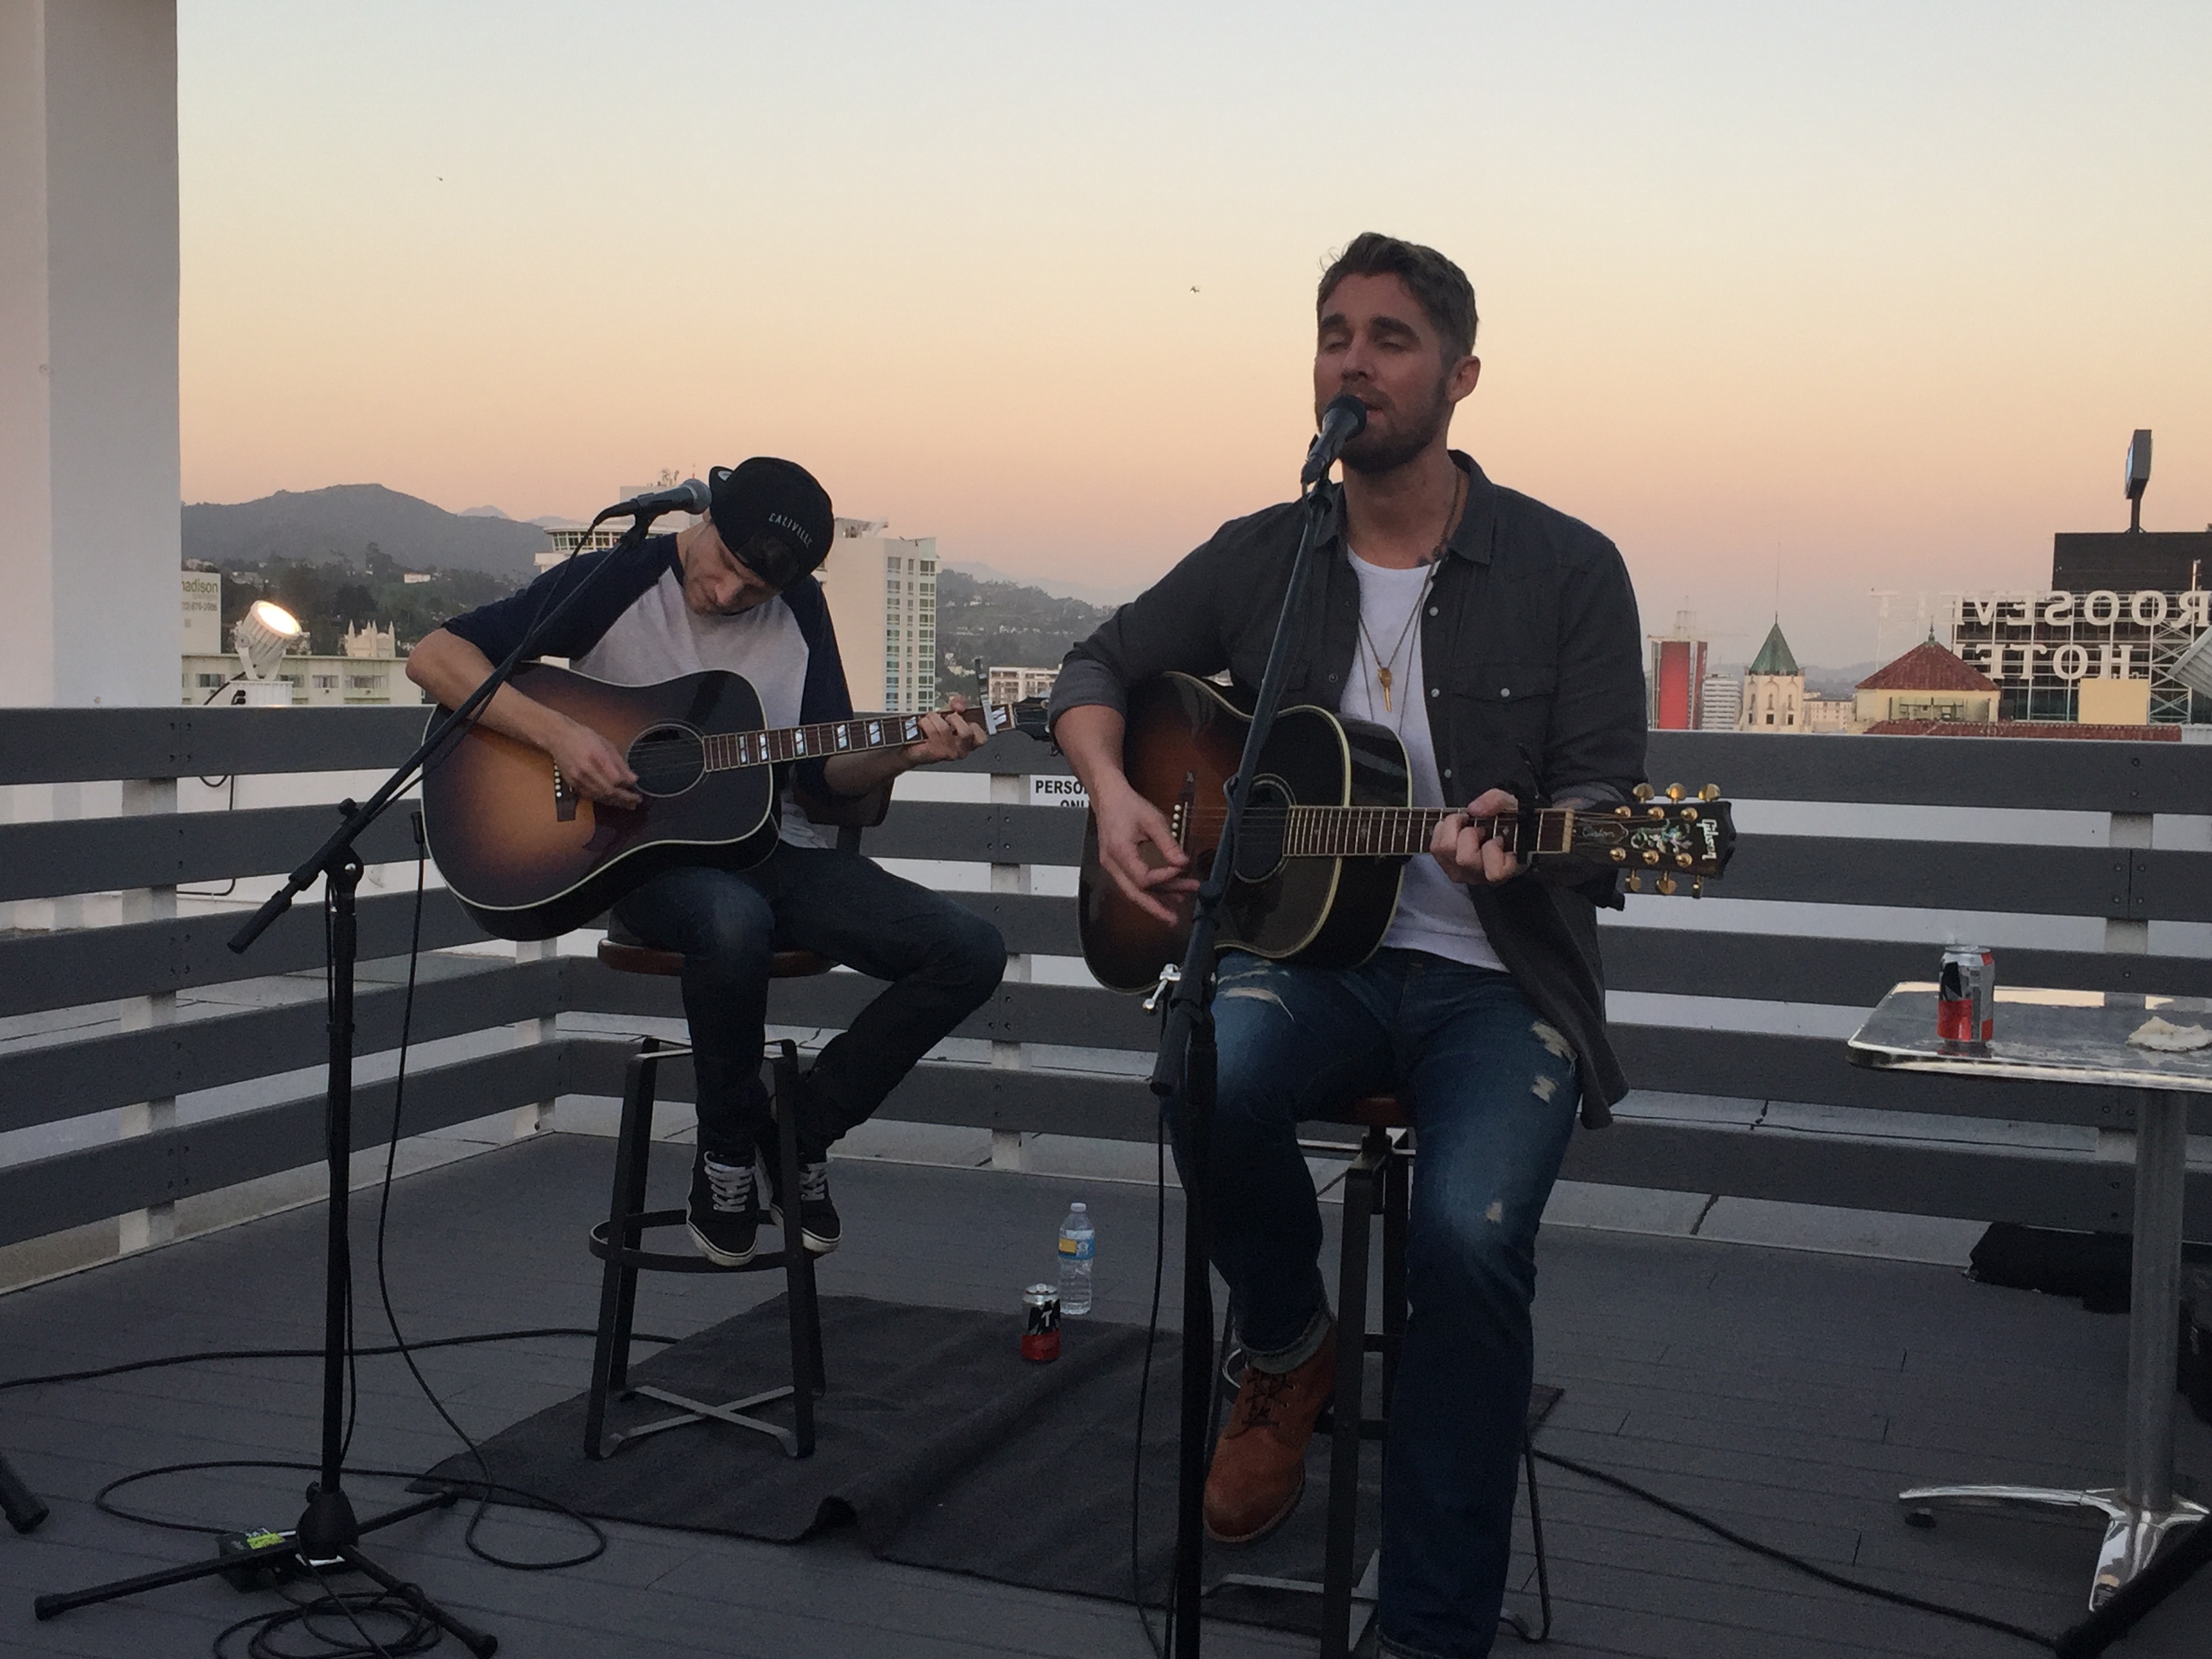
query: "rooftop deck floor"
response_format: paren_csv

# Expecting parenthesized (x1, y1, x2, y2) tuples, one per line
(4, 1131, 2210, 1658)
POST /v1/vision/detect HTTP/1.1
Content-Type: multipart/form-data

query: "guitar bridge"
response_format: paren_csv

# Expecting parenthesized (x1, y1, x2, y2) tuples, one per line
(552, 764, 578, 823)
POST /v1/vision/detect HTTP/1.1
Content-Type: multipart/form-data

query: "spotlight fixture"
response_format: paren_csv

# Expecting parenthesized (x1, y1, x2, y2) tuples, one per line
(234, 600, 302, 681)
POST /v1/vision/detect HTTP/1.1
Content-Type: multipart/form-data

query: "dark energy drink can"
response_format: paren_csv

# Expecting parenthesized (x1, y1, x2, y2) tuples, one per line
(1022, 1284, 1061, 1363)
(1938, 946, 1995, 1050)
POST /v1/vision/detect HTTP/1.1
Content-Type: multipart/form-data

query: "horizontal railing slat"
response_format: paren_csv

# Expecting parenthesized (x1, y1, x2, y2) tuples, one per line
(0, 888, 488, 1018)
(0, 958, 556, 1136)
(0, 706, 429, 787)
(0, 803, 425, 904)
(0, 1044, 558, 1248)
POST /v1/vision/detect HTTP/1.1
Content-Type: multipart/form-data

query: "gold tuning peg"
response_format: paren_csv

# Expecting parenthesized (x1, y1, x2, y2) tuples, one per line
(1614, 805, 1633, 819)
(1675, 852, 1693, 869)
(1657, 876, 1678, 896)
(1610, 847, 1627, 863)
(1699, 784, 1721, 802)
(1624, 874, 1643, 893)
(1642, 848, 1661, 865)
(1666, 783, 1685, 801)
(1690, 878, 1703, 898)
(1633, 783, 1655, 801)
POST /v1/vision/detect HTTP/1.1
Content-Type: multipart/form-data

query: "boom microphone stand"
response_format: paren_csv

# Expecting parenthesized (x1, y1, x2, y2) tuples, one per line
(1151, 397, 1364, 1656)
(35, 495, 684, 1645)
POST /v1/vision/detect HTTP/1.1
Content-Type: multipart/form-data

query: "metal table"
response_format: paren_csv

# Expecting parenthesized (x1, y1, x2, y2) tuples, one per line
(1848, 984, 2211, 1610)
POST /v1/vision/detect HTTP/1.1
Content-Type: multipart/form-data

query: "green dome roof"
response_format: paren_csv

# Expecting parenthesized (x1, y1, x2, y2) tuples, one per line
(1747, 622, 1799, 677)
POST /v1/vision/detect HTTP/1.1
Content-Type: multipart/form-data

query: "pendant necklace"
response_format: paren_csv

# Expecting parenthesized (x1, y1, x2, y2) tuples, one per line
(1353, 466, 1465, 713)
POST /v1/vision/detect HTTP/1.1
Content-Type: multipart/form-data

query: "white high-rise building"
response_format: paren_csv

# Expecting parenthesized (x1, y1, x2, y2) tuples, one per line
(1698, 673, 1742, 731)
(815, 518, 938, 714)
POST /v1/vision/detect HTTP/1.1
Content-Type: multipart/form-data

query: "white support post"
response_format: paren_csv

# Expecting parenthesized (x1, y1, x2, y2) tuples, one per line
(2097, 811, 2156, 1162)
(511, 936, 558, 1137)
(989, 770, 1029, 1170)
(117, 774, 177, 1252)
(0, 1, 183, 710)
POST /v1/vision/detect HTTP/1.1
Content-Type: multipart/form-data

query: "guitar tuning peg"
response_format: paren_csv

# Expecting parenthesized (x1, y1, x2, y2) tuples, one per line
(1690, 878, 1703, 898)
(1657, 876, 1678, 896)
(1624, 874, 1643, 893)
(1675, 852, 1694, 869)
(1642, 849, 1661, 865)
(1700, 784, 1721, 802)
(1610, 848, 1627, 863)
(1633, 783, 1655, 801)
(1665, 783, 1684, 801)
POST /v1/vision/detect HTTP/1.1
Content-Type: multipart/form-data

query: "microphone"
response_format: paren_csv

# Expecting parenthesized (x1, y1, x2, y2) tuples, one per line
(1301, 394, 1369, 487)
(597, 478, 710, 523)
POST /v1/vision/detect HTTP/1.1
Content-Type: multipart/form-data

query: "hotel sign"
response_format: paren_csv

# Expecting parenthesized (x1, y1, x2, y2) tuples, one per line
(1949, 589, 2210, 720)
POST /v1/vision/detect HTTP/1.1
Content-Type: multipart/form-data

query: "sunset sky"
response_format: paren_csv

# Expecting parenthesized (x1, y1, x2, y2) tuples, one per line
(178, 1, 2212, 665)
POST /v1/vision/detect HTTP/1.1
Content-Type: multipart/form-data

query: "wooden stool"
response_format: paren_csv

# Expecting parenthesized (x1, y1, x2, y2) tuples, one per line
(1221, 1094, 1553, 1654)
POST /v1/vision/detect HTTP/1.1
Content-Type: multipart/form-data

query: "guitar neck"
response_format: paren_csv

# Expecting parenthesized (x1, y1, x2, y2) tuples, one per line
(700, 705, 1008, 773)
(1279, 804, 1574, 860)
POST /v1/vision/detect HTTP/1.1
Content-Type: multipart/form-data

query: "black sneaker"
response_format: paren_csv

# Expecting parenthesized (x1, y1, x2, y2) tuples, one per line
(762, 1151, 842, 1255)
(687, 1148, 760, 1266)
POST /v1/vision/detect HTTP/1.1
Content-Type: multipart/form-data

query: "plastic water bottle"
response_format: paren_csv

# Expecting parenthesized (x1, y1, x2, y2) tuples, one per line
(1057, 1202, 1095, 1315)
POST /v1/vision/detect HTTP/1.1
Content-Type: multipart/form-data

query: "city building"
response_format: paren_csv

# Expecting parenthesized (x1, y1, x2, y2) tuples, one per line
(1803, 695, 1853, 733)
(814, 518, 938, 714)
(1698, 673, 1742, 731)
(1740, 623, 1804, 731)
(178, 571, 422, 706)
(1944, 441, 2211, 725)
(1647, 611, 1707, 730)
(987, 665, 1059, 705)
(1851, 638, 1999, 731)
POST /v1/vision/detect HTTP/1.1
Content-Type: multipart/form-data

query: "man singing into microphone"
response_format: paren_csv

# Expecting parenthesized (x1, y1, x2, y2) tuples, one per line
(409, 458, 1005, 1265)
(1051, 234, 1645, 1657)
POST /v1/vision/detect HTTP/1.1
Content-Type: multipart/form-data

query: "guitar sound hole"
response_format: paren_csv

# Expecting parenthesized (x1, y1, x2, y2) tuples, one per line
(1231, 778, 1290, 883)
(626, 724, 706, 797)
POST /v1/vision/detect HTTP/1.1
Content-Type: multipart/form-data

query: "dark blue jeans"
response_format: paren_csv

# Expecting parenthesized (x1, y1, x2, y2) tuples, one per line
(613, 844, 1006, 1160)
(1169, 949, 1581, 1659)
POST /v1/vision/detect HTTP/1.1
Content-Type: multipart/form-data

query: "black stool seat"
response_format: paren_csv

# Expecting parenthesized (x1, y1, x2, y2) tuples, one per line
(596, 934, 836, 981)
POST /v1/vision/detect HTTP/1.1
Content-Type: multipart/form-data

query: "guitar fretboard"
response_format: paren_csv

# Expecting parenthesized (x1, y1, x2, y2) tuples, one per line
(1278, 805, 1572, 860)
(699, 712, 947, 773)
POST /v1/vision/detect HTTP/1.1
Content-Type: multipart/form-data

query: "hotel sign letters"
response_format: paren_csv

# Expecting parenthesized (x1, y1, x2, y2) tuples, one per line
(1950, 590, 2209, 683)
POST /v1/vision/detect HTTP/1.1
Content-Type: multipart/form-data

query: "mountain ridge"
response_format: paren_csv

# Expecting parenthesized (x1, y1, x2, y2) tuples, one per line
(183, 484, 547, 578)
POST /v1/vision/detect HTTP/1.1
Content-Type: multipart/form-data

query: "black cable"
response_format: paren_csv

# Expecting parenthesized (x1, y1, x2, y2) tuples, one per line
(1531, 1447, 2058, 1652)
(360, 823, 612, 1572)
(0, 1327, 677, 1397)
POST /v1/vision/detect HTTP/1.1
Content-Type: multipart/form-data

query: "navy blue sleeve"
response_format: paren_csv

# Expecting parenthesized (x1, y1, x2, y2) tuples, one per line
(782, 575, 857, 797)
(442, 535, 677, 664)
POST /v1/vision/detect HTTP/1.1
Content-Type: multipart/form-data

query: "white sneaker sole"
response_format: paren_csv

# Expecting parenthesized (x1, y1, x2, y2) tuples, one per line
(687, 1217, 758, 1267)
(766, 1203, 840, 1255)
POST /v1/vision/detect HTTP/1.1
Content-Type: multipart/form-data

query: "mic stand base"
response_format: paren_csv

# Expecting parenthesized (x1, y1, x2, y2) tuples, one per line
(34, 858, 497, 1657)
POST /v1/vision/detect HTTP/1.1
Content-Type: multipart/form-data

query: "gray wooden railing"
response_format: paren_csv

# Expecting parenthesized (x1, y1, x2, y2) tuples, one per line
(3, 705, 2209, 1277)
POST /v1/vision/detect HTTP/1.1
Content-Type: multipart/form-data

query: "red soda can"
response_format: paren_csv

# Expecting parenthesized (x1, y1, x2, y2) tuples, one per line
(1938, 946, 1995, 1049)
(1021, 1284, 1061, 1362)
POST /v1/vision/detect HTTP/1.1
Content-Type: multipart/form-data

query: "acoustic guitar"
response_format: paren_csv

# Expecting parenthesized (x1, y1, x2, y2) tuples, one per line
(1079, 672, 1736, 992)
(419, 662, 1044, 940)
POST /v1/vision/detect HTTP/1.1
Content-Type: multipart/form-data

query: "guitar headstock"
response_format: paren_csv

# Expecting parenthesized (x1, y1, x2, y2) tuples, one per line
(1557, 783, 1736, 897)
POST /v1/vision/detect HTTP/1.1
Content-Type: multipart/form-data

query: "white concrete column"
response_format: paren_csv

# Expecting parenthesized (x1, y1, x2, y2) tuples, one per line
(0, 1, 182, 708)
(116, 774, 177, 1251)
(988, 770, 1029, 1170)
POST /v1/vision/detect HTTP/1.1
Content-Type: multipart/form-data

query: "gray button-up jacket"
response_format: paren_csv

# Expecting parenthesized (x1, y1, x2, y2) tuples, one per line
(1047, 452, 1648, 1120)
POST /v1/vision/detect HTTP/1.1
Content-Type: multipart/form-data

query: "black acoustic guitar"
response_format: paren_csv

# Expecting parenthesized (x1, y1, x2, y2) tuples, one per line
(1079, 672, 1736, 992)
(419, 662, 1044, 940)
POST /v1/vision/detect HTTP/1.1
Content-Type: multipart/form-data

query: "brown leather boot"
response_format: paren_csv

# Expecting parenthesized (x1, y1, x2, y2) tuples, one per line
(1203, 1323, 1336, 1544)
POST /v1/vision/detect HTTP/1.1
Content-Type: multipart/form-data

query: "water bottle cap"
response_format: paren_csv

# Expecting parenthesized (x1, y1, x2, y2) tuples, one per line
(1069, 1202, 1087, 1212)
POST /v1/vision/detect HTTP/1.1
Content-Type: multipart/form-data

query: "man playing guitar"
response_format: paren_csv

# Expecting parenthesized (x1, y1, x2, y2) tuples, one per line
(1051, 236, 1647, 1657)
(408, 458, 1005, 1265)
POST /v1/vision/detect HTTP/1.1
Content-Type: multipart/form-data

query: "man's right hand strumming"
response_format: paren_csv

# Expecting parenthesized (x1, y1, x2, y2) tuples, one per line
(1054, 704, 1196, 926)
(407, 626, 641, 808)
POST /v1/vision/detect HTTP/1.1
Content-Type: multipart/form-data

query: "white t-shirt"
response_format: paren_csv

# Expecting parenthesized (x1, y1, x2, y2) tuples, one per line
(574, 567, 828, 848)
(1338, 550, 1505, 972)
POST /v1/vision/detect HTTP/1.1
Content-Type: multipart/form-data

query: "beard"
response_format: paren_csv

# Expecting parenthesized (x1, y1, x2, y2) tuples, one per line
(1338, 373, 1454, 476)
